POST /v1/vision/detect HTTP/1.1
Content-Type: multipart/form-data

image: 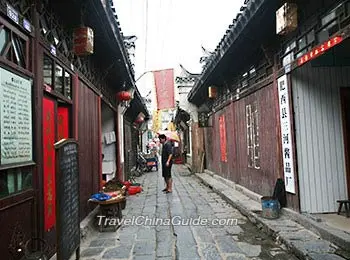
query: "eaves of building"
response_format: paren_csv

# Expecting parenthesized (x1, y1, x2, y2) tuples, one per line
(91, 0, 136, 90)
(187, 0, 279, 106)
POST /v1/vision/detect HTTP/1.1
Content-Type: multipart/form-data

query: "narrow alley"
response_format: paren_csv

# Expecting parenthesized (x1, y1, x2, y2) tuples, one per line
(79, 165, 298, 260)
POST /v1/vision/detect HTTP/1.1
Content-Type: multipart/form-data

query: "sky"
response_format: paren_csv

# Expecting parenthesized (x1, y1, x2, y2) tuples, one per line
(113, 0, 244, 79)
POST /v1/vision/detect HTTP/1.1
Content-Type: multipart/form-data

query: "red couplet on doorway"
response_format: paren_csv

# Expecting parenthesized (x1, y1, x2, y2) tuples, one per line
(43, 97, 56, 231)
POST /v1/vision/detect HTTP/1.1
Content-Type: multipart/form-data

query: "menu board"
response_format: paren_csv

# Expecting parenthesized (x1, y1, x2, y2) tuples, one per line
(0, 67, 32, 165)
(55, 139, 80, 260)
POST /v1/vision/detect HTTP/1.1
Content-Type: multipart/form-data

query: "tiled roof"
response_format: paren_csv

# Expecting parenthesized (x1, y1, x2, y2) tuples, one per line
(188, 0, 269, 102)
(175, 77, 198, 84)
(106, 0, 149, 116)
(176, 64, 200, 84)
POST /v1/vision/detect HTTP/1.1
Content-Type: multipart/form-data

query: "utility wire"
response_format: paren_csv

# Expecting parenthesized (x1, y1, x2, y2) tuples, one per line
(144, 0, 149, 71)
(163, 0, 173, 68)
(156, 0, 163, 68)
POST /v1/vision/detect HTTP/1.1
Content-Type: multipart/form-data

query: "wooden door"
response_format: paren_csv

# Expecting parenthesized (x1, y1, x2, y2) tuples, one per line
(42, 98, 71, 255)
(341, 88, 350, 199)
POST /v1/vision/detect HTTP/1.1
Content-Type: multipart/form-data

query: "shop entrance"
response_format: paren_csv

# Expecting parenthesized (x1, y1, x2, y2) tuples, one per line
(42, 96, 72, 255)
(341, 88, 350, 199)
(101, 102, 117, 185)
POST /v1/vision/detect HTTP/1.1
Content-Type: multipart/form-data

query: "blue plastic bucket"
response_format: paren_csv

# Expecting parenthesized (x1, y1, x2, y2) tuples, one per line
(261, 196, 280, 219)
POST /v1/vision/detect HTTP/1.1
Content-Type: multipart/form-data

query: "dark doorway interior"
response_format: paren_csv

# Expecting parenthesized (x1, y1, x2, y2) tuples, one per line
(341, 88, 350, 199)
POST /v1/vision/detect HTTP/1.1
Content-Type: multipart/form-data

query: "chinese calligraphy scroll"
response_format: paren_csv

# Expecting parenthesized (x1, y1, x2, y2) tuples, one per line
(277, 75, 296, 194)
(219, 115, 227, 162)
(43, 97, 56, 230)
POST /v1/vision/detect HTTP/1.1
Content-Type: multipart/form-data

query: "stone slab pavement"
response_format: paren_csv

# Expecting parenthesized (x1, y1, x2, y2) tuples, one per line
(77, 164, 304, 260)
(194, 169, 350, 260)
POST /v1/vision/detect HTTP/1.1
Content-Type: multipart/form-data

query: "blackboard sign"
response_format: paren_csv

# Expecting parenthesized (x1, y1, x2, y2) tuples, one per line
(54, 139, 80, 260)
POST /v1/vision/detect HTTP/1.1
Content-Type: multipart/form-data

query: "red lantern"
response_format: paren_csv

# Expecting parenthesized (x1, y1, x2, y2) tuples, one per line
(116, 91, 132, 101)
(135, 117, 144, 124)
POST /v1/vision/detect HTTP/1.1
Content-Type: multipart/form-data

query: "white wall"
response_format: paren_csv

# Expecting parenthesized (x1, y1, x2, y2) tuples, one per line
(177, 85, 198, 122)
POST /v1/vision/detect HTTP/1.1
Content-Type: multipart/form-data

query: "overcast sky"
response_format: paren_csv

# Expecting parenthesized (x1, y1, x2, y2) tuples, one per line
(113, 0, 244, 78)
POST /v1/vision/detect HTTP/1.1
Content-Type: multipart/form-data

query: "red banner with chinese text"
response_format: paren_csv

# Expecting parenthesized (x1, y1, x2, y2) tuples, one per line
(57, 107, 69, 140)
(219, 115, 227, 162)
(43, 98, 56, 231)
(153, 69, 175, 110)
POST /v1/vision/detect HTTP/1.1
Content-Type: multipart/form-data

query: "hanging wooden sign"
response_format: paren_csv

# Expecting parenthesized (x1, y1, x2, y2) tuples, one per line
(73, 27, 94, 56)
(276, 3, 298, 35)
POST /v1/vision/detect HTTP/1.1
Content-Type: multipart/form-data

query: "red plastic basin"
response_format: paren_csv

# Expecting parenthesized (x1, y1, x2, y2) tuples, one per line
(128, 186, 142, 195)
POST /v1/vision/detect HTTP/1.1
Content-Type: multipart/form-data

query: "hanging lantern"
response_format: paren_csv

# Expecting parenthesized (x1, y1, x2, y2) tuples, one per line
(73, 27, 94, 56)
(135, 117, 144, 124)
(135, 112, 145, 124)
(208, 86, 217, 99)
(116, 91, 132, 101)
(276, 3, 298, 35)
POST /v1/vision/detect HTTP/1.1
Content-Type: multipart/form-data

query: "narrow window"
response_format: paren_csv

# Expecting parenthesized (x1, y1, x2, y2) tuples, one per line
(246, 102, 260, 169)
(43, 55, 53, 88)
(0, 167, 32, 199)
(64, 71, 72, 99)
(0, 27, 10, 55)
(55, 64, 64, 94)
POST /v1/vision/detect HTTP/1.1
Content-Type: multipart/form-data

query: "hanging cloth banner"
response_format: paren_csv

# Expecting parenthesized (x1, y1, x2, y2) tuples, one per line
(153, 69, 175, 110)
(43, 97, 56, 231)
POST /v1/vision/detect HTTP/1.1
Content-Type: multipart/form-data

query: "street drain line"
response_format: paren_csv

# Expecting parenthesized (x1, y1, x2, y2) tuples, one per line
(167, 203, 179, 260)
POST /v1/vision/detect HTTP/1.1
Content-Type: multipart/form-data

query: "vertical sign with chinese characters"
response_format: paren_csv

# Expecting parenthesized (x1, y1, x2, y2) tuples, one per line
(43, 97, 56, 230)
(278, 75, 295, 194)
(219, 115, 227, 162)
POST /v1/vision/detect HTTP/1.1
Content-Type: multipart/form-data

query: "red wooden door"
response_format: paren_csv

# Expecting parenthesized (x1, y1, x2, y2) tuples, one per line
(42, 98, 71, 254)
(57, 106, 70, 140)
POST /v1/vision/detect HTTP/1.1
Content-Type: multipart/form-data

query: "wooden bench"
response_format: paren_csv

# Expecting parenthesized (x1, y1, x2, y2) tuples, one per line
(337, 200, 350, 218)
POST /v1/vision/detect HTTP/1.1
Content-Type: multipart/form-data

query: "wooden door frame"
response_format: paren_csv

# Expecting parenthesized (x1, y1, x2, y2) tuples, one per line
(42, 95, 57, 256)
(42, 95, 73, 256)
(340, 87, 350, 199)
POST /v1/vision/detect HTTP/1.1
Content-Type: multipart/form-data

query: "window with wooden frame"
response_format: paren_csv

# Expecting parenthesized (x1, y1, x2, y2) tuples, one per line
(0, 17, 30, 71)
(43, 54, 72, 99)
(246, 101, 260, 169)
(0, 166, 32, 199)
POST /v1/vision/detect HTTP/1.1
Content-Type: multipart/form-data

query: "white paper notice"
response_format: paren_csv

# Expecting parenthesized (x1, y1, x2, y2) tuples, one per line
(277, 75, 295, 194)
(0, 67, 33, 165)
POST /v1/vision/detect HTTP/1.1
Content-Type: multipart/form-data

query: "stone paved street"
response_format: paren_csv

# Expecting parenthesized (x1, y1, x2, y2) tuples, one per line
(79, 165, 299, 260)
